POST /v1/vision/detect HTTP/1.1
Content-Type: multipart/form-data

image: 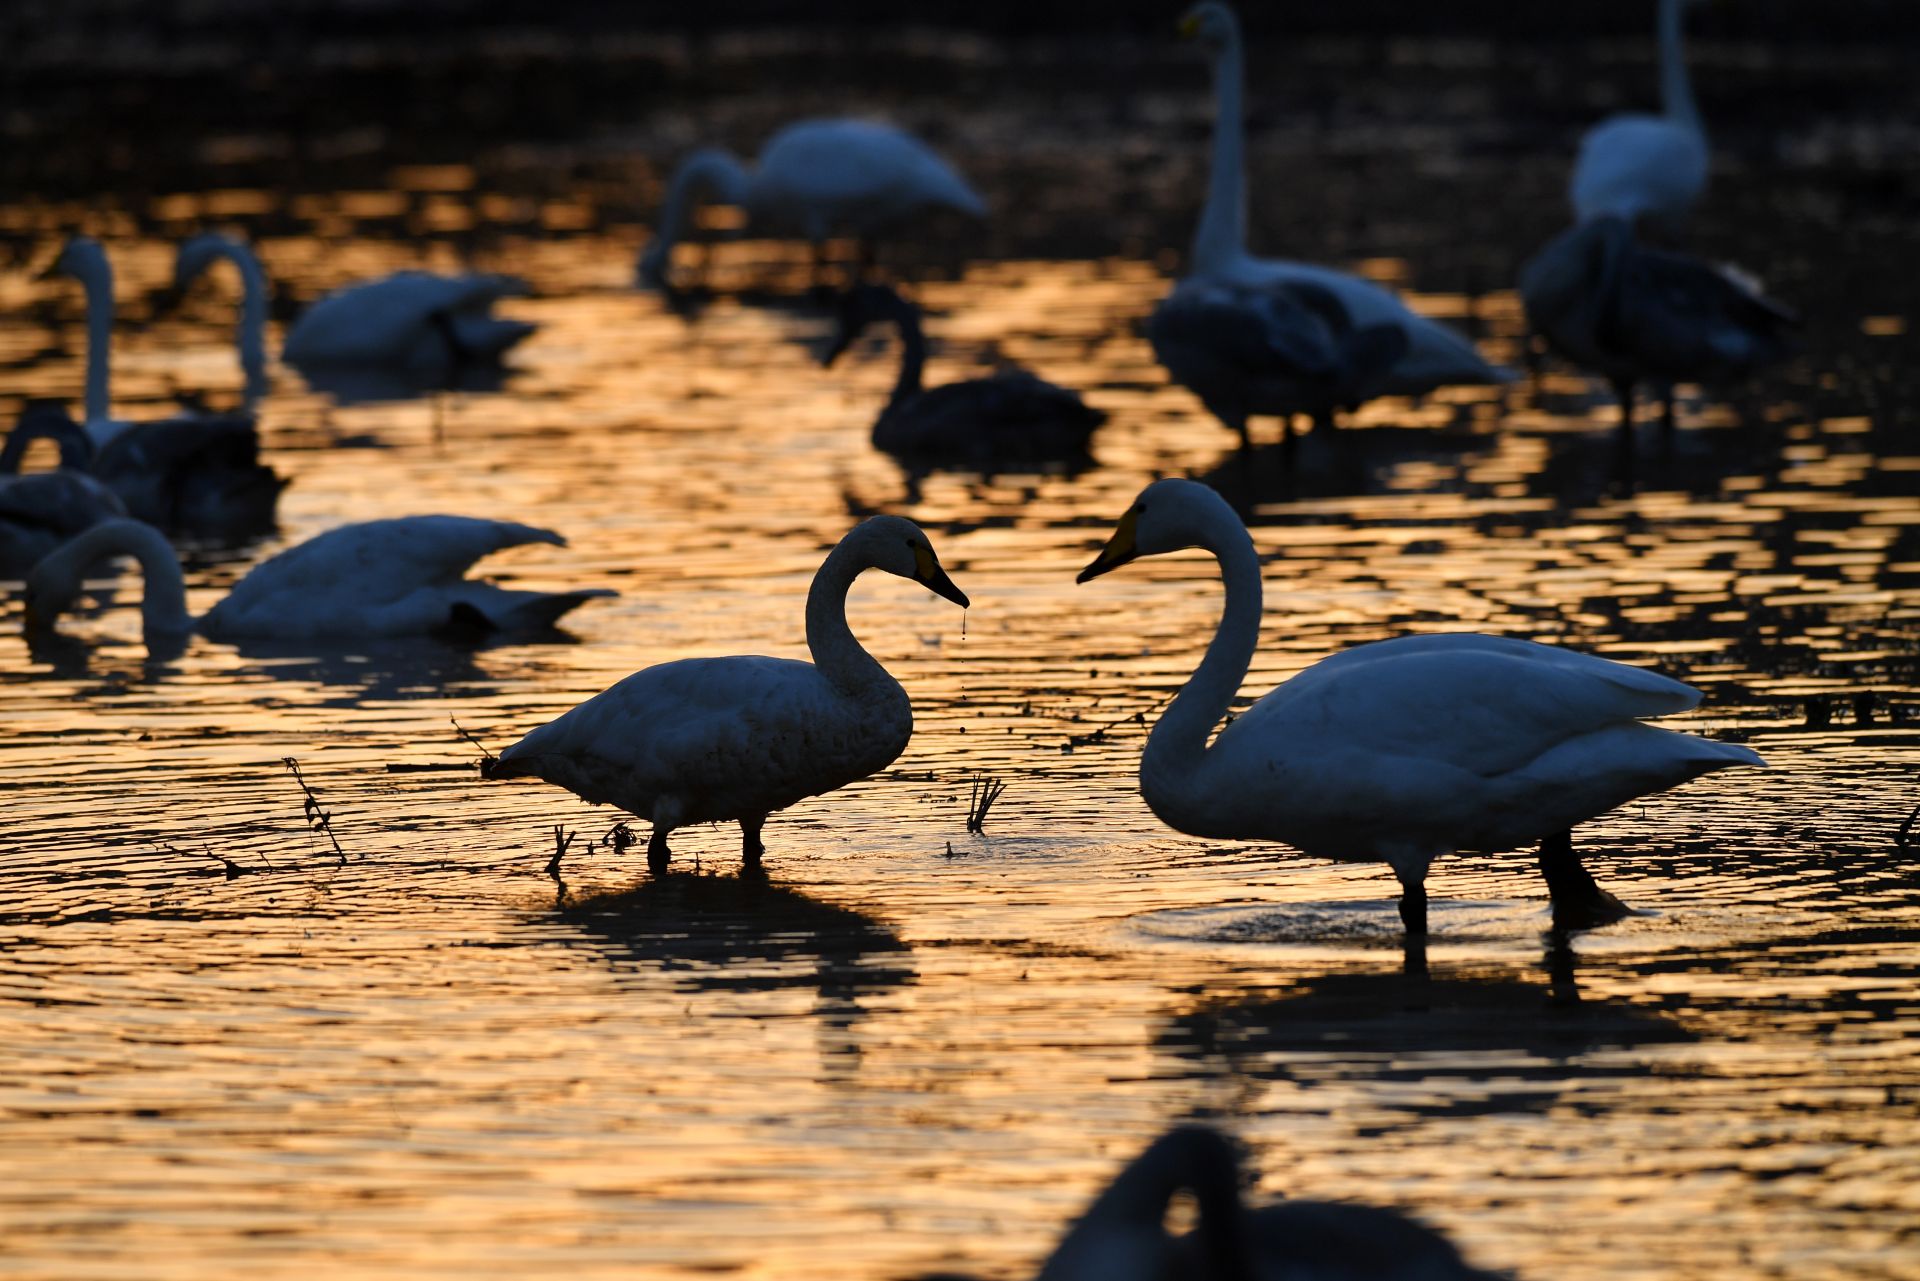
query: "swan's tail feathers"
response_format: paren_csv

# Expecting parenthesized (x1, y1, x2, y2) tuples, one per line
(444, 313, 537, 362)
(450, 587, 615, 633)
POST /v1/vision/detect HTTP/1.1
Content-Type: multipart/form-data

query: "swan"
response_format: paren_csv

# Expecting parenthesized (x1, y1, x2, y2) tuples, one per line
(1171, 2, 1506, 423)
(638, 118, 986, 291)
(171, 233, 272, 410)
(23, 516, 611, 641)
(1039, 1125, 1501, 1281)
(1076, 478, 1764, 936)
(481, 515, 968, 871)
(1569, 0, 1709, 228)
(0, 412, 126, 578)
(1149, 275, 1410, 449)
(1519, 214, 1794, 433)
(280, 267, 535, 370)
(822, 284, 1105, 464)
(42, 237, 286, 534)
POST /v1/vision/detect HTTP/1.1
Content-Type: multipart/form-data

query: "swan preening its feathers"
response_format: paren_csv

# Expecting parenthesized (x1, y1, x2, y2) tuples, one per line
(1078, 478, 1763, 936)
(23, 516, 610, 642)
(638, 118, 986, 290)
(1569, 0, 1709, 228)
(1039, 1125, 1501, 1281)
(482, 516, 967, 870)
(824, 284, 1105, 465)
(1161, 3, 1506, 446)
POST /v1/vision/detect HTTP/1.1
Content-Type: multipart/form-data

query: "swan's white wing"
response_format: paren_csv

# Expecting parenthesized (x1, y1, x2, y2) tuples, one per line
(283, 272, 531, 364)
(1570, 114, 1708, 224)
(494, 655, 910, 822)
(753, 119, 985, 231)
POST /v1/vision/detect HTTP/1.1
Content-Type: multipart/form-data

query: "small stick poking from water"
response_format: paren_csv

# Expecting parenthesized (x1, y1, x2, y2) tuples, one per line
(1898, 802, 1920, 852)
(451, 716, 498, 770)
(283, 757, 347, 866)
(966, 773, 1006, 834)
(546, 824, 576, 879)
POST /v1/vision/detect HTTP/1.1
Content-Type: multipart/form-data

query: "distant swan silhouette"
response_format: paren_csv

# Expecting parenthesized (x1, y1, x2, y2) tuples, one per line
(24, 516, 609, 641)
(1039, 1125, 1503, 1281)
(1570, 0, 1710, 228)
(0, 411, 125, 578)
(1077, 478, 1764, 936)
(638, 118, 985, 290)
(483, 516, 968, 871)
(823, 284, 1104, 464)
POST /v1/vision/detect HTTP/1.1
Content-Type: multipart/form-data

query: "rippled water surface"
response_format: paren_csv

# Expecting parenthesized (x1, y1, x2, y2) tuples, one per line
(3, 23, 1919, 1281)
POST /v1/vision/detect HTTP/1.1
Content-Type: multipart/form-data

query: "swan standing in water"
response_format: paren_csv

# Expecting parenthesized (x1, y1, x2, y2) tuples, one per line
(1159, 2, 1505, 446)
(42, 237, 287, 535)
(638, 119, 986, 291)
(1520, 215, 1794, 435)
(822, 284, 1105, 465)
(1076, 478, 1764, 936)
(280, 268, 536, 372)
(24, 516, 610, 641)
(482, 516, 968, 872)
(1039, 1125, 1502, 1281)
(1570, 0, 1710, 228)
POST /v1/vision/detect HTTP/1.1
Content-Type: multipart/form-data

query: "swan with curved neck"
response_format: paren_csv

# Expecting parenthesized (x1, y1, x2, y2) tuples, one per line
(1040, 1124, 1503, 1281)
(822, 284, 1104, 462)
(638, 119, 986, 291)
(483, 515, 968, 871)
(1168, 2, 1504, 430)
(174, 233, 272, 410)
(24, 516, 610, 642)
(41, 237, 118, 429)
(1077, 478, 1764, 935)
(1569, 0, 1709, 226)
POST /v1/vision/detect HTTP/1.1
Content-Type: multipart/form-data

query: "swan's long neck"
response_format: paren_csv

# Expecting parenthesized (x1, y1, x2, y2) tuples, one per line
(69, 247, 116, 425)
(1141, 514, 1264, 803)
(880, 295, 927, 408)
(214, 241, 271, 410)
(1191, 25, 1249, 275)
(38, 519, 192, 638)
(0, 411, 93, 473)
(1658, 0, 1702, 135)
(804, 539, 892, 698)
(645, 149, 752, 273)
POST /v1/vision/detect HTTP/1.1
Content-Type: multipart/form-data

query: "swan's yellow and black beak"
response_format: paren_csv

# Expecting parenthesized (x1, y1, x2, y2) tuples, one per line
(1076, 507, 1141, 584)
(913, 543, 970, 609)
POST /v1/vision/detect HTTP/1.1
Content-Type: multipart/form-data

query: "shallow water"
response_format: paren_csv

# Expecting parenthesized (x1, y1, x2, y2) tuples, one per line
(3, 22, 1920, 1281)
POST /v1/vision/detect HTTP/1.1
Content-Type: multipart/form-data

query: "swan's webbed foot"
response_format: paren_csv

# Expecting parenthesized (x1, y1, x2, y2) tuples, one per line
(647, 827, 671, 874)
(1538, 829, 1634, 930)
(1397, 880, 1429, 937)
(741, 815, 766, 868)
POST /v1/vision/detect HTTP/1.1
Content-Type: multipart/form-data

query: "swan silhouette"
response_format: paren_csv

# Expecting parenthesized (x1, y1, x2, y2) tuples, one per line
(1570, 0, 1710, 229)
(1076, 478, 1764, 936)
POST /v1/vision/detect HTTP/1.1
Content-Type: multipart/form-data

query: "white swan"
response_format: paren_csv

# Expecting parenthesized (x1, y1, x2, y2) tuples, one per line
(1171, 2, 1506, 417)
(482, 516, 968, 870)
(43, 237, 286, 535)
(637, 118, 986, 290)
(1570, 0, 1709, 228)
(24, 516, 610, 641)
(1077, 478, 1764, 936)
(1040, 1125, 1501, 1281)
(172, 233, 272, 410)
(280, 268, 535, 370)
(1520, 214, 1794, 433)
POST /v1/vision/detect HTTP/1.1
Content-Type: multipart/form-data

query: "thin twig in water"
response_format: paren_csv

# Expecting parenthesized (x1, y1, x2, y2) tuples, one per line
(283, 757, 347, 866)
(1065, 689, 1179, 750)
(164, 842, 249, 880)
(966, 773, 1007, 834)
(589, 821, 636, 857)
(451, 717, 498, 769)
(546, 824, 576, 879)
(1898, 802, 1920, 851)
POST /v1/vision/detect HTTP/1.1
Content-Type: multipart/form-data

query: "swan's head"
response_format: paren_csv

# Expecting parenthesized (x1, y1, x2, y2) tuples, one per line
(39, 236, 108, 284)
(21, 546, 84, 633)
(849, 515, 969, 608)
(821, 284, 911, 367)
(1178, 2, 1241, 52)
(637, 241, 671, 290)
(1077, 478, 1231, 583)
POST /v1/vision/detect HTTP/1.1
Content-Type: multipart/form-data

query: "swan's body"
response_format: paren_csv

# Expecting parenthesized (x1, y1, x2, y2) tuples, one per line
(1077, 478, 1764, 935)
(1520, 215, 1794, 431)
(0, 435, 126, 579)
(24, 516, 609, 641)
(1164, 2, 1504, 444)
(483, 516, 968, 870)
(44, 238, 285, 535)
(823, 284, 1104, 464)
(281, 271, 535, 370)
(638, 119, 986, 289)
(1569, 0, 1708, 227)
(1040, 1126, 1500, 1281)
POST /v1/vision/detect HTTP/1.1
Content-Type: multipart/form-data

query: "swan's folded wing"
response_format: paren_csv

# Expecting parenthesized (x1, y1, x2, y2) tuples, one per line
(285, 272, 531, 364)
(1153, 280, 1344, 376)
(0, 472, 124, 535)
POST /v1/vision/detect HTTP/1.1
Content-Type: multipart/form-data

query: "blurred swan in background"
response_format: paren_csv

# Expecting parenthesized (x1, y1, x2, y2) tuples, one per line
(1039, 1125, 1503, 1281)
(41, 239, 286, 535)
(23, 515, 610, 642)
(482, 516, 968, 872)
(280, 267, 536, 371)
(822, 284, 1105, 465)
(638, 118, 986, 291)
(1077, 478, 1764, 936)
(171, 233, 272, 410)
(1167, 0, 1505, 440)
(0, 413, 126, 577)
(1570, 0, 1709, 229)
(1520, 214, 1794, 433)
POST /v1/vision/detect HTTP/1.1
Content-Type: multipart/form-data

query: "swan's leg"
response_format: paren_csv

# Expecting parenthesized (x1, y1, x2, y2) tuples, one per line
(1538, 829, 1633, 930)
(741, 814, 767, 867)
(1613, 379, 1636, 436)
(646, 825, 671, 873)
(1397, 879, 1428, 936)
(1658, 385, 1677, 435)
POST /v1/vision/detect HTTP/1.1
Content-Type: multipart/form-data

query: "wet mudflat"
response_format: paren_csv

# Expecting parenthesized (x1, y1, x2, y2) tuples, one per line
(1, 16, 1918, 1281)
